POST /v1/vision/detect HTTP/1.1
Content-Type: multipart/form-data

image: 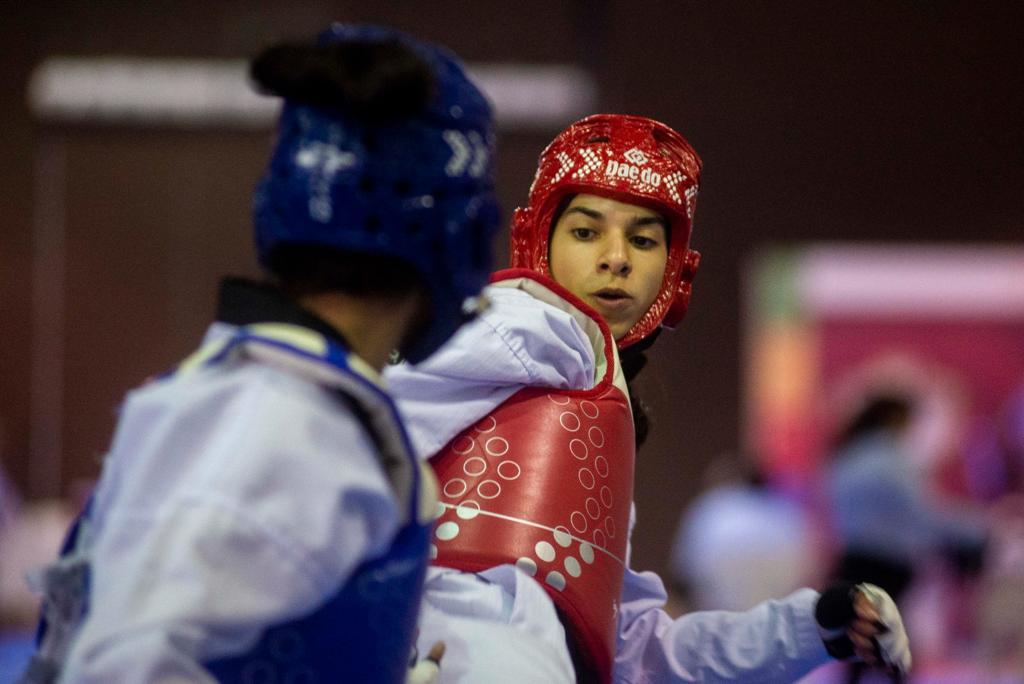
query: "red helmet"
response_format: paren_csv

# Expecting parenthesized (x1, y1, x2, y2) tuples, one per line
(510, 114, 702, 348)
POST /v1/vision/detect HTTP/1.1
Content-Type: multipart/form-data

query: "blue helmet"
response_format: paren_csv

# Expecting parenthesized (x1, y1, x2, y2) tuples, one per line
(253, 24, 499, 362)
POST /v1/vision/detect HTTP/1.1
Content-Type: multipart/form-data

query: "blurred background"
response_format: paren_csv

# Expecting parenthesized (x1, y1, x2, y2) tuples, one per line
(1, 2, 1022, 681)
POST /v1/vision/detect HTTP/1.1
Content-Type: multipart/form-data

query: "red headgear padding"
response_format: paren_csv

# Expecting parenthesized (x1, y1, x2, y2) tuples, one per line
(510, 114, 702, 348)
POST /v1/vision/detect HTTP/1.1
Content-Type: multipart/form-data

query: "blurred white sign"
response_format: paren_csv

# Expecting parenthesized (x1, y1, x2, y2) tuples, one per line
(27, 57, 597, 130)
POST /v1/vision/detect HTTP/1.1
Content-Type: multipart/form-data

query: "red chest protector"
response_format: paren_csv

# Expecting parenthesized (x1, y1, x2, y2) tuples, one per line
(429, 270, 634, 684)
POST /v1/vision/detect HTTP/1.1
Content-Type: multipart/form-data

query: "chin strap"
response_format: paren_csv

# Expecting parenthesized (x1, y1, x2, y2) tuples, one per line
(815, 582, 912, 677)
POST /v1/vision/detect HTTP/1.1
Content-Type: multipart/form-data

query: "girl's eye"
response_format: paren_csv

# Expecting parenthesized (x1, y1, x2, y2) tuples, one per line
(631, 235, 659, 249)
(571, 228, 596, 240)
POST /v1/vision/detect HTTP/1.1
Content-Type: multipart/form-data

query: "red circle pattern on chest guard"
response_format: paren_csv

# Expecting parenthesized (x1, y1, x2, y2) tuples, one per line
(429, 380, 635, 683)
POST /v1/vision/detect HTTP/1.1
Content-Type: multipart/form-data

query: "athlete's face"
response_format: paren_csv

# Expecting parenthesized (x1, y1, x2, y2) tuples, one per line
(548, 194, 668, 340)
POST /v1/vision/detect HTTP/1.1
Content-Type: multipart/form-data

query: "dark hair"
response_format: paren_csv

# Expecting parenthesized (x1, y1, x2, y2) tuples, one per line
(620, 345, 651, 450)
(548, 194, 576, 239)
(250, 38, 435, 120)
(836, 394, 915, 450)
(265, 244, 424, 300)
(629, 384, 650, 450)
(266, 245, 430, 353)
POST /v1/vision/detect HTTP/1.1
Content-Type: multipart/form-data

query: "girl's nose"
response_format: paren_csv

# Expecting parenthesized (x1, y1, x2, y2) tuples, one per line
(599, 235, 631, 276)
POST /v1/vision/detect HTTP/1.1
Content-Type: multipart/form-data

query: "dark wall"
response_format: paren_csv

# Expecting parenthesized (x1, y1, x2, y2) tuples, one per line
(1, 2, 1021, 580)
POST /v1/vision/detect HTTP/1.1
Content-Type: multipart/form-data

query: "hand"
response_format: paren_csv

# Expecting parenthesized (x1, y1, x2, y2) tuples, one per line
(815, 582, 911, 676)
(406, 641, 445, 684)
(851, 583, 911, 676)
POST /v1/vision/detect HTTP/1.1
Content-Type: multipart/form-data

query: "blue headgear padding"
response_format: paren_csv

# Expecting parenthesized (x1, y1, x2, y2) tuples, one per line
(253, 24, 499, 362)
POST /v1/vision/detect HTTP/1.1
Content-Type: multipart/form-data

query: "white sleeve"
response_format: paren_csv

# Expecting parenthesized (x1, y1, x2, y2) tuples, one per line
(614, 568, 831, 683)
(385, 286, 596, 459)
(60, 364, 400, 683)
(611, 504, 830, 682)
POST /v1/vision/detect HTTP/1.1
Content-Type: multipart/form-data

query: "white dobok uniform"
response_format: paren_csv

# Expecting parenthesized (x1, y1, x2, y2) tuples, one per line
(386, 282, 831, 684)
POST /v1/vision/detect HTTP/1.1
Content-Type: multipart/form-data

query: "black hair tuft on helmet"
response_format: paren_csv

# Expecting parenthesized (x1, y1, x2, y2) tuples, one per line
(250, 40, 435, 120)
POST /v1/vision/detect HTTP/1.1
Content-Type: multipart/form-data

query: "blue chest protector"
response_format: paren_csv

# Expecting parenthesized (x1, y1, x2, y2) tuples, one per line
(205, 522, 430, 683)
(23, 325, 432, 684)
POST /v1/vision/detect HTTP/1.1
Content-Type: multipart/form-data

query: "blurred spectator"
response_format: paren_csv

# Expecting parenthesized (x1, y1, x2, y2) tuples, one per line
(976, 494, 1024, 673)
(0, 451, 23, 627)
(827, 393, 986, 600)
(0, 460, 17, 536)
(670, 454, 820, 613)
(0, 452, 73, 680)
(1002, 385, 1024, 482)
(1, 499, 73, 629)
(825, 393, 988, 683)
(965, 382, 1024, 503)
(968, 384, 1024, 673)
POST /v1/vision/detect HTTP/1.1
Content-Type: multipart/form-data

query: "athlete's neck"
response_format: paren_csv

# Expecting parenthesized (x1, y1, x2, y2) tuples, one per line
(298, 290, 423, 372)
